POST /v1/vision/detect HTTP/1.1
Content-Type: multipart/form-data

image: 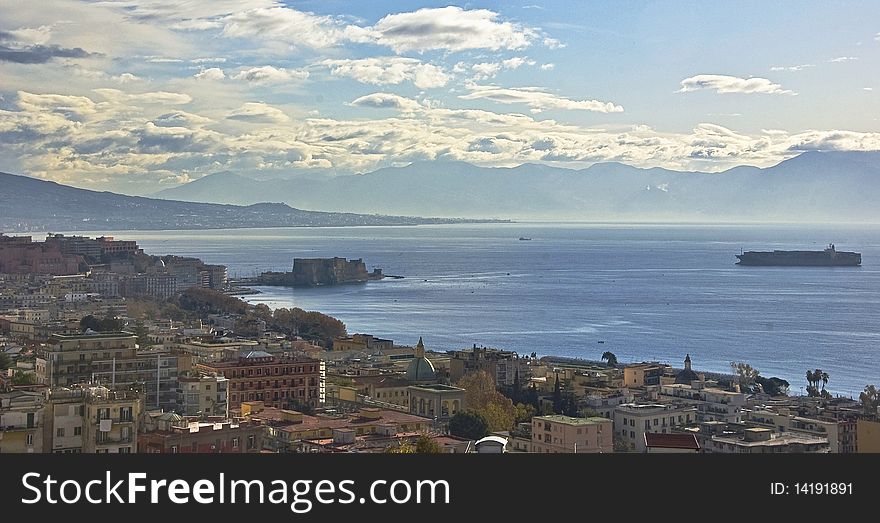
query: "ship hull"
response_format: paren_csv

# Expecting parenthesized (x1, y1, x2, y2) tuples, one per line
(735, 251, 861, 266)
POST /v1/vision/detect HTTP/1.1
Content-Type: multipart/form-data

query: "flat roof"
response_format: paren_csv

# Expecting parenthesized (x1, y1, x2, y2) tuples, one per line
(645, 433, 700, 450)
(51, 332, 136, 339)
(533, 415, 609, 426)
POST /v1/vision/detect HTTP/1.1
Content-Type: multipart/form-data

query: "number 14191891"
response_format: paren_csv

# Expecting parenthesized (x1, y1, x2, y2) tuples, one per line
(795, 483, 853, 495)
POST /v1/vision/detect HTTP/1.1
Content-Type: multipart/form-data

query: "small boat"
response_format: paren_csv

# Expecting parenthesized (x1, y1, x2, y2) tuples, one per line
(519, 237, 532, 241)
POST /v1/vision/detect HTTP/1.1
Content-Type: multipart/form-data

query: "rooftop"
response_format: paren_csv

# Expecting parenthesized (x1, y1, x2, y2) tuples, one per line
(533, 415, 610, 426)
(408, 384, 464, 392)
(645, 432, 700, 450)
(51, 331, 136, 340)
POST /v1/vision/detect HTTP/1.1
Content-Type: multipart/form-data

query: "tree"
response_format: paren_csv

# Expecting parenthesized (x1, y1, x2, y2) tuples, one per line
(0, 352, 11, 371)
(414, 434, 442, 454)
(510, 369, 522, 404)
(859, 385, 880, 415)
(756, 376, 790, 396)
(514, 403, 536, 424)
(12, 371, 35, 386)
(578, 408, 601, 418)
(613, 433, 630, 453)
(552, 373, 563, 413)
(730, 361, 760, 393)
(601, 351, 618, 367)
(479, 401, 516, 433)
(384, 441, 415, 454)
(448, 411, 489, 440)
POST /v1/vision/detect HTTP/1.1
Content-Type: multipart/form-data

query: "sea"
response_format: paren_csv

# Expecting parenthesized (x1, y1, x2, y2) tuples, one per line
(68, 223, 880, 397)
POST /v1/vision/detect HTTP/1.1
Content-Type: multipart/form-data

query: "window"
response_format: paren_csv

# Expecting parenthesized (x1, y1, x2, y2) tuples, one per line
(630, 431, 635, 439)
(247, 435, 256, 450)
(57, 428, 65, 437)
(27, 433, 34, 446)
(74, 426, 82, 436)
(27, 412, 35, 429)
(119, 447, 131, 454)
(171, 445, 178, 454)
(232, 437, 239, 448)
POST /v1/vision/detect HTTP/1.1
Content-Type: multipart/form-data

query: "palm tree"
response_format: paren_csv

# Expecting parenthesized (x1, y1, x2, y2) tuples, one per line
(601, 351, 618, 367)
(806, 370, 814, 389)
(859, 385, 879, 415)
(820, 371, 829, 392)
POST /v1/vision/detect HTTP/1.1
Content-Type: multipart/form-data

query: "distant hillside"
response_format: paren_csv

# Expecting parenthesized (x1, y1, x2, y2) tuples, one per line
(0, 172, 502, 232)
(155, 151, 880, 222)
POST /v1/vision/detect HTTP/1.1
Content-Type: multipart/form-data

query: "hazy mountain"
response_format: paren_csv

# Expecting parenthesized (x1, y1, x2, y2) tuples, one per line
(0, 172, 501, 232)
(154, 151, 880, 222)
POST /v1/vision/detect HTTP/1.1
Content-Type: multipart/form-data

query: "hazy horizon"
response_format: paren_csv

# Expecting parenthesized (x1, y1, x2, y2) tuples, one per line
(1, 0, 879, 199)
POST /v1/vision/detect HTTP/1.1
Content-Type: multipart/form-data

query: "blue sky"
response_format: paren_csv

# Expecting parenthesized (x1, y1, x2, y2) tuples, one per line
(0, 0, 878, 194)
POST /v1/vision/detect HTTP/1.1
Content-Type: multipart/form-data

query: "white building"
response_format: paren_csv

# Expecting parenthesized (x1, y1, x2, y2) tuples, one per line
(614, 403, 698, 453)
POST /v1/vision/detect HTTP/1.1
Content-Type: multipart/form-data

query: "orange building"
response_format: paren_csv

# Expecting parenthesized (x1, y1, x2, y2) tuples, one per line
(196, 351, 322, 410)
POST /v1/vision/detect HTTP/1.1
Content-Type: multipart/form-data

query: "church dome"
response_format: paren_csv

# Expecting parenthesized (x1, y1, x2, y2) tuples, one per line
(405, 337, 436, 381)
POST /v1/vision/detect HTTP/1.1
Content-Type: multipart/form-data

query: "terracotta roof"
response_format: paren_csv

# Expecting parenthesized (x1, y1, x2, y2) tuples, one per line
(644, 432, 700, 450)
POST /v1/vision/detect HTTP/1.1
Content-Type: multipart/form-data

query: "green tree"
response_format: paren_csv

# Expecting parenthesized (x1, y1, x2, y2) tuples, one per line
(578, 408, 601, 418)
(552, 373, 563, 413)
(448, 411, 489, 440)
(514, 403, 536, 424)
(859, 385, 880, 415)
(384, 441, 415, 454)
(730, 361, 760, 393)
(12, 371, 35, 386)
(756, 376, 790, 396)
(414, 434, 443, 454)
(0, 352, 11, 371)
(601, 351, 618, 367)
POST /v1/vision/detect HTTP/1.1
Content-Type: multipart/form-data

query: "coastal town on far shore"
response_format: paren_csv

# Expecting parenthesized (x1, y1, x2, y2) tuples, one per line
(2, 232, 879, 455)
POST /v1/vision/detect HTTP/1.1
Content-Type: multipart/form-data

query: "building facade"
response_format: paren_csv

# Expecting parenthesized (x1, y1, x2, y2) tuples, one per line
(530, 415, 613, 454)
(196, 351, 323, 410)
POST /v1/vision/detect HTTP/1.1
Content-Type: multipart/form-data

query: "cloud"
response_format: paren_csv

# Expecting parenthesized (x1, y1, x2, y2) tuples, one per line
(460, 84, 624, 113)
(828, 56, 858, 63)
(152, 111, 213, 127)
(863, 87, 873, 91)
(231, 65, 309, 84)
(357, 6, 537, 53)
(770, 64, 814, 72)
(349, 93, 422, 112)
(0, 41, 96, 64)
(221, 7, 345, 49)
(194, 67, 226, 80)
(678, 74, 795, 95)
(322, 57, 449, 89)
(227, 102, 290, 123)
(540, 63, 555, 71)
(146, 56, 185, 63)
(1, 25, 53, 46)
(114, 73, 141, 84)
(93, 89, 193, 105)
(467, 56, 536, 80)
(191, 57, 227, 64)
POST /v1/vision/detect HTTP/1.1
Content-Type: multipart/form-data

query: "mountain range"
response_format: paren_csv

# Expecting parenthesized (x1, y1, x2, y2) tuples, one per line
(0, 172, 500, 232)
(155, 151, 880, 222)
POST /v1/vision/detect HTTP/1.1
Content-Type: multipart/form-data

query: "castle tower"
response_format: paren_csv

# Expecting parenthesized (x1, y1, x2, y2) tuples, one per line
(684, 354, 692, 371)
(415, 336, 425, 358)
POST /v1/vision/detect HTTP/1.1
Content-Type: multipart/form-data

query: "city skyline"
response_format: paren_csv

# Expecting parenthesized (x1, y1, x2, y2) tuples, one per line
(1, 1, 879, 194)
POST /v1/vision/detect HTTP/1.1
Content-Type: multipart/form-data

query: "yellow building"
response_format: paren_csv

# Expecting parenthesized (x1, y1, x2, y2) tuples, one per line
(857, 419, 880, 453)
(623, 364, 666, 388)
(0, 390, 45, 453)
(81, 386, 140, 454)
(530, 415, 613, 453)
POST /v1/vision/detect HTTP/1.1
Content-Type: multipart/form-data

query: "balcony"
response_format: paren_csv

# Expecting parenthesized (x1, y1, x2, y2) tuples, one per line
(96, 436, 133, 446)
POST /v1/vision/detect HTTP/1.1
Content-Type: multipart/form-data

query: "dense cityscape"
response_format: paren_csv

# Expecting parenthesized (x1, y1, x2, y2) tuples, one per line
(2, 231, 878, 455)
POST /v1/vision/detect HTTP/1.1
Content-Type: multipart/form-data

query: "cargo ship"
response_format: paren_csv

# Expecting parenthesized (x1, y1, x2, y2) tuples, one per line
(735, 244, 861, 266)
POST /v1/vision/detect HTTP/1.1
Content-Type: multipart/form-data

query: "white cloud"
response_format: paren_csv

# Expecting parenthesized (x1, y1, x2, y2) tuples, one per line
(3, 25, 54, 45)
(468, 57, 536, 80)
(460, 84, 624, 113)
(349, 93, 422, 112)
(863, 87, 873, 91)
(828, 56, 858, 62)
(194, 67, 226, 80)
(93, 88, 192, 105)
(231, 66, 309, 84)
(221, 7, 345, 49)
(191, 57, 227, 64)
(323, 57, 449, 89)
(540, 63, 555, 71)
(358, 6, 537, 53)
(146, 56, 185, 63)
(113, 73, 140, 84)
(770, 64, 814, 72)
(678, 74, 795, 95)
(227, 102, 290, 123)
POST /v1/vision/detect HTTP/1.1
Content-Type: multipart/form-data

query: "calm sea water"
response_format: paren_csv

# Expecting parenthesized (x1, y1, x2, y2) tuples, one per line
(74, 223, 880, 396)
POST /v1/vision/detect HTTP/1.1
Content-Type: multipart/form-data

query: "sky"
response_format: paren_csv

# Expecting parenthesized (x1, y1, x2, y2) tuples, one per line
(1, 0, 879, 195)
